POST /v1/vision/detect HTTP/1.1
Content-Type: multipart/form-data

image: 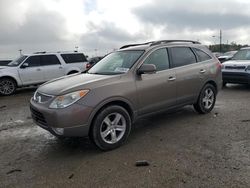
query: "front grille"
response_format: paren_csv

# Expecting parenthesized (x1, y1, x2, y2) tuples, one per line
(225, 66, 246, 70)
(34, 92, 53, 103)
(30, 107, 47, 127)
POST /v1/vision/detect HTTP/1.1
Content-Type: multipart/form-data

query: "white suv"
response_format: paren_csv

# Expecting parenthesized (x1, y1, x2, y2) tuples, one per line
(0, 52, 88, 95)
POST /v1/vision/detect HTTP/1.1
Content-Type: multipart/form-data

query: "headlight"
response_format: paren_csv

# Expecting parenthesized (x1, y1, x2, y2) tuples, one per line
(49, 90, 89, 109)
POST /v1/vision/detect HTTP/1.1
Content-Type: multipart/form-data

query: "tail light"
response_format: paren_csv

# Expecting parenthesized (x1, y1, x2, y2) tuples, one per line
(216, 61, 223, 70)
(86, 63, 91, 69)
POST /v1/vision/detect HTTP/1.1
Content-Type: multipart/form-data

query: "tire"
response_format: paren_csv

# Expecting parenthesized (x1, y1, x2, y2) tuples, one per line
(91, 105, 131, 151)
(193, 84, 216, 114)
(0, 78, 17, 96)
(223, 82, 227, 87)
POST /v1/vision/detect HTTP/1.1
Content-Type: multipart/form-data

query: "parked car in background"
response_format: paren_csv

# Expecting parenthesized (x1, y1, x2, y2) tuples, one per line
(0, 51, 88, 95)
(218, 50, 237, 63)
(30, 40, 222, 150)
(0, 60, 12, 66)
(213, 52, 222, 58)
(222, 47, 250, 86)
(86, 56, 103, 70)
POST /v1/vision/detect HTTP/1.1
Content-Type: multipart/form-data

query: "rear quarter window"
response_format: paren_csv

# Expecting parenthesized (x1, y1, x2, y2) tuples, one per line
(61, 53, 87, 64)
(170, 47, 197, 68)
(193, 48, 212, 62)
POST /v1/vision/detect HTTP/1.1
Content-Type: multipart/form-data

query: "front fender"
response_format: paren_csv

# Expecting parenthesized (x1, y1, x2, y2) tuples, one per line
(86, 96, 137, 127)
(0, 73, 22, 86)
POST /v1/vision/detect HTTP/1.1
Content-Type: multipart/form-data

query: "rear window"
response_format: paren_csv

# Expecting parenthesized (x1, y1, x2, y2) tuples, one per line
(61, 53, 87, 64)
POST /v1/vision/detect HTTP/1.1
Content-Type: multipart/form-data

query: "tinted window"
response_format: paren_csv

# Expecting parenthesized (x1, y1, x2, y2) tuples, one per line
(41, 55, 60, 66)
(61, 53, 87, 64)
(171, 47, 196, 68)
(24, 56, 41, 67)
(143, 48, 169, 71)
(193, 48, 212, 62)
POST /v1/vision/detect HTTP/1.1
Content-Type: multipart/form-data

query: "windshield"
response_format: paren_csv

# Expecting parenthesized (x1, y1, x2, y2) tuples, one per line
(232, 49, 250, 60)
(88, 50, 144, 75)
(8, 55, 27, 67)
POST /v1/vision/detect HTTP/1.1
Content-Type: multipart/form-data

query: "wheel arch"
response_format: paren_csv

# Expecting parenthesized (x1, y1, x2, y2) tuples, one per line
(88, 98, 136, 136)
(0, 76, 18, 86)
(205, 80, 218, 94)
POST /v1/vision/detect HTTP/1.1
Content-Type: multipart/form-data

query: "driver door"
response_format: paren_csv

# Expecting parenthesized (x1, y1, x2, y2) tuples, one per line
(135, 48, 177, 115)
(18, 56, 45, 85)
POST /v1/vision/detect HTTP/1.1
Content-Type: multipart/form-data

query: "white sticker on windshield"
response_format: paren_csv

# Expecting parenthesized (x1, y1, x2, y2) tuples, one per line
(114, 67, 129, 73)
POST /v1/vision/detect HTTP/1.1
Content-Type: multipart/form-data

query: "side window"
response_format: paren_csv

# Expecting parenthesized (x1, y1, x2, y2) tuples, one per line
(24, 56, 41, 67)
(171, 47, 196, 68)
(61, 53, 87, 64)
(143, 48, 169, 71)
(193, 48, 212, 62)
(41, 55, 61, 66)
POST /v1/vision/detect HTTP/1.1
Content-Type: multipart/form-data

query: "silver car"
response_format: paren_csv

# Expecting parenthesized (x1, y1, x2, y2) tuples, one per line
(222, 47, 250, 86)
(30, 40, 222, 150)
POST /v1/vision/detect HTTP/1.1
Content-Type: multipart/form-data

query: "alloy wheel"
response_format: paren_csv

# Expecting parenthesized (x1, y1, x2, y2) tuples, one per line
(0, 79, 15, 95)
(100, 112, 126, 144)
(202, 88, 214, 110)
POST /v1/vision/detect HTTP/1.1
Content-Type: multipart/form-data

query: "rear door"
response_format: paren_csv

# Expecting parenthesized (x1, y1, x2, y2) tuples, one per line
(135, 48, 176, 115)
(169, 46, 206, 105)
(18, 55, 45, 85)
(42, 55, 65, 81)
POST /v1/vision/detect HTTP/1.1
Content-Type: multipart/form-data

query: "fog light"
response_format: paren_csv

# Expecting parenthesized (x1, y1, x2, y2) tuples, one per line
(52, 128, 64, 135)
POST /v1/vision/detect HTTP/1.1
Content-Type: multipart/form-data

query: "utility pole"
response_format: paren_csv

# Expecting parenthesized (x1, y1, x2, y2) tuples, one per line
(75, 46, 79, 52)
(219, 29, 222, 53)
(19, 49, 22, 56)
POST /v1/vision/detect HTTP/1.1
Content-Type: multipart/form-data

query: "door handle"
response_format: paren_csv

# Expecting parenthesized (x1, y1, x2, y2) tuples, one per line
(168, 76, 176, 81)
(59, 67, 63, 69)
(200, 69, 206, 74)
(36, 68, 41, 71)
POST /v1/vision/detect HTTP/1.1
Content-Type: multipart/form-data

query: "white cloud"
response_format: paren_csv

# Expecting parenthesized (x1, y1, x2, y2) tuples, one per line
(0, 0, 250, 58)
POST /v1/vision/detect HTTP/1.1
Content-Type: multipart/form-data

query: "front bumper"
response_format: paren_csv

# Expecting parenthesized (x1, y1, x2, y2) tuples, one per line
(222, 71, 250, 84)
(30, 99, 93, 137)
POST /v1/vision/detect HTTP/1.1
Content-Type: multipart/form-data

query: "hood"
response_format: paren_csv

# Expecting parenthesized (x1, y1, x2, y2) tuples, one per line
(218, 55, 232, 59)
(222, 60, 250, 66)
(38, 73, 121, 96)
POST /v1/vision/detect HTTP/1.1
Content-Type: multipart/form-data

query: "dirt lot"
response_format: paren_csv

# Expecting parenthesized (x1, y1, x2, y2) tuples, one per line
(0, 85, 249, 188)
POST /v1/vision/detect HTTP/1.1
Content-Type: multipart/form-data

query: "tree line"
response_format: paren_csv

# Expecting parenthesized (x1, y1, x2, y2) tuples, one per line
(209, 42, 249, 53)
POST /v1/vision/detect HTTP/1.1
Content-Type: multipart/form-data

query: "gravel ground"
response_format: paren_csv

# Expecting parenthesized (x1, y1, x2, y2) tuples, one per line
(0, 84, 249, 188)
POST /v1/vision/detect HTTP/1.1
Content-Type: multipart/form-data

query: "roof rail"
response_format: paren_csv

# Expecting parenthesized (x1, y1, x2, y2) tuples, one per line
(33, 50, 81, 54)
(120, 41, 154, 49)
(34, 51, 46, 54)
(120, 40, 201, 49)
(150, 40, 201, 46)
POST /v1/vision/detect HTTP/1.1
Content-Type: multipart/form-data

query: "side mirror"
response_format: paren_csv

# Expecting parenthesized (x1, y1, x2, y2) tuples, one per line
(137, 64, 156, 75)
(21, 63, 29, 69)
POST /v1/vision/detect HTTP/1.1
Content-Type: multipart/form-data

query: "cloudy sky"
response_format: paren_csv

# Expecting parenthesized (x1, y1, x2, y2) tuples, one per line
(1, 0, 250, 59)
